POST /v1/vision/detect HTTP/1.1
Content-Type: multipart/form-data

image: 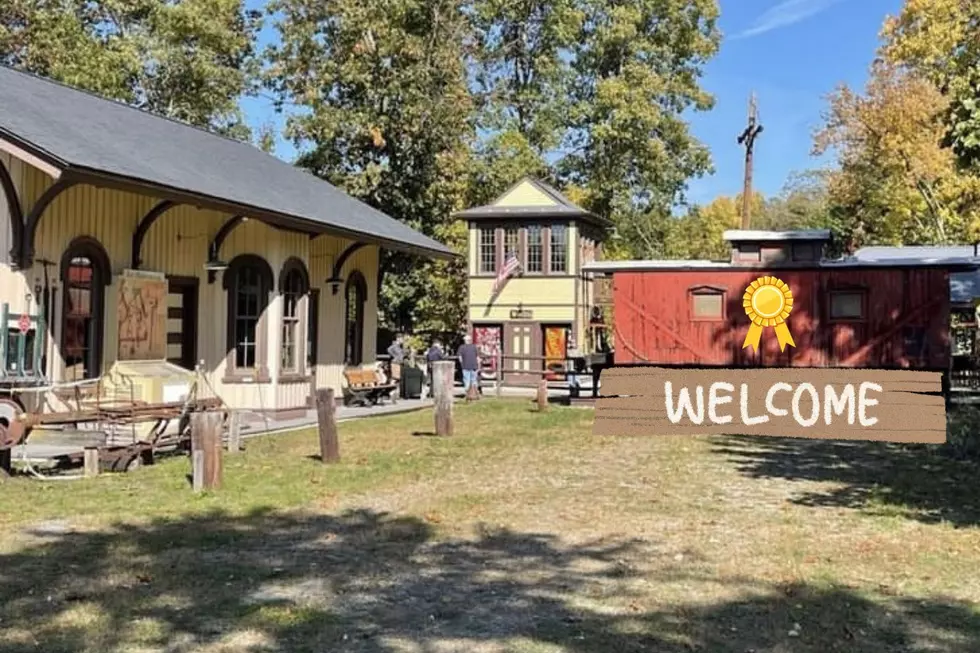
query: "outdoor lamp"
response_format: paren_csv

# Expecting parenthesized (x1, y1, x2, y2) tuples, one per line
(205, 258, 229, 284)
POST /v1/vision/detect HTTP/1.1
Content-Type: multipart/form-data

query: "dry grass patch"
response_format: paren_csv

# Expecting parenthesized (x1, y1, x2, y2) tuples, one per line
(1, 399, 979, 652)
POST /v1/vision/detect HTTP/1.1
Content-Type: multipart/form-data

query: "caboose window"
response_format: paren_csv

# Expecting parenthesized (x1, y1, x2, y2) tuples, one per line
(792, 244, 816, 261)
(736, 244, 761, 262)
(830, 291, 865, 320)
(691, 291, 724, 320)
(903, 326, 927, 358)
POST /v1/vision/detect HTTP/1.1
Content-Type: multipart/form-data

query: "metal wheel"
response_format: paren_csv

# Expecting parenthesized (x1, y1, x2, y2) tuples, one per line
(0, 397, 26, 449)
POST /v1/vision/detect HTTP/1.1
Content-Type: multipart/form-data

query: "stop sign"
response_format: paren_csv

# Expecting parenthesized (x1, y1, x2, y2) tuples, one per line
(18, 313, 30, 333)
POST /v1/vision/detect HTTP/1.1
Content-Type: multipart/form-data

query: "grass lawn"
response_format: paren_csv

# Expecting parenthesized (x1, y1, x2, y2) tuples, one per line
(2, 398, 980, 652)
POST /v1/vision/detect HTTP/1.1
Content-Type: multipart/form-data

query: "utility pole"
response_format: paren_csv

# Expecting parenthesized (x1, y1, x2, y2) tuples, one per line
(737, 93, 763, 230)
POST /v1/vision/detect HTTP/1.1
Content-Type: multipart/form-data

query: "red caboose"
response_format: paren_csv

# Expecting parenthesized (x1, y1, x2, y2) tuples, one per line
(583, 230, 977, 372)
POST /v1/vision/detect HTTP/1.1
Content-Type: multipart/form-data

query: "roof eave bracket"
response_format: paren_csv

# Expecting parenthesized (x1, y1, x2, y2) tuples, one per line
(206, 214, 249, 283)
(131, 200, 179, 269)
(328, 242, 368, 294)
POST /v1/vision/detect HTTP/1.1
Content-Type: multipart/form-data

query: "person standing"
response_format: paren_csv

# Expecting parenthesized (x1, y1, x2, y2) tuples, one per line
(387, 334, 406, 388)
(422, 339, 444, 399)
(566, 334, 582, 399)
(457, 334, 480, 400)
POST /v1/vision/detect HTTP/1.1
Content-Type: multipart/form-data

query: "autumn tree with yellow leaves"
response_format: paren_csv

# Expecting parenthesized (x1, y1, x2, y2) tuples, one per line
(813, 0, 980, 247)
(814, 62, 980, 246)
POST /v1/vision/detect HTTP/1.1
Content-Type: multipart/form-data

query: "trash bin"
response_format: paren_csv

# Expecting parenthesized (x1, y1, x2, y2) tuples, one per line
(401, 365, 424, 399)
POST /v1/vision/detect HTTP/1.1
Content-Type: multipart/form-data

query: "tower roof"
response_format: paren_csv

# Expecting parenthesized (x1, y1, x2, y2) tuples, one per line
(453, 176, 611, 229)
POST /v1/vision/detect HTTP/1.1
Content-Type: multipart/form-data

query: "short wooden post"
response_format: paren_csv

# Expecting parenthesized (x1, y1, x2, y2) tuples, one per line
(83, 447, 100, 477)
(432, 360, 455, 437)
(226, 411, 241, 454)
(536, 379, 549, 412)
(191, 449, 204, 492)
(495, 352, 503, 398)
(0, 448, 12, 478)
(316, 388, 340, 463)
(191, 411, 223, 492)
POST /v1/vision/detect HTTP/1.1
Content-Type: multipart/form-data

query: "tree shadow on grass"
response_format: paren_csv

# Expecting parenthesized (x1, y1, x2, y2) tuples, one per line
(712, 434, 980, 528)
(1, 508, 979, 652)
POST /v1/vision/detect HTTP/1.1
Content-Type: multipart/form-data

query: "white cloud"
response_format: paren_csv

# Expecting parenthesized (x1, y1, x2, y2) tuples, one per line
(731, 0, 845, 40)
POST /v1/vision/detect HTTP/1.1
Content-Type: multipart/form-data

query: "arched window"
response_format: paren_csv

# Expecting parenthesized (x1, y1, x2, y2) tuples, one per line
(279, 258, 310, 374)
(223, 254, 273, 380)
(344, 271, 367, 366)
(61, 237, 110, 382)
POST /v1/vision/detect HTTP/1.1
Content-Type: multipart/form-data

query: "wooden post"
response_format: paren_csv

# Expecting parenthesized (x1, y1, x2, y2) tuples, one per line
(536, 379, 549, 412)
(0, 448, 11, 478)
(432, 360, 454, 437)
(191, 411, 222, 491)
(83, 447, 100, 477)
(316, 388, 340, 463)
(226, 411, 241, 454)
(192, 449, 204, 492)
(496, 351, 503, 398)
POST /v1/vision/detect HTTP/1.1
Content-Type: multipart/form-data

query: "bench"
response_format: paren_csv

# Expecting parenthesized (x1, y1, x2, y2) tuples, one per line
(342, 368, 398, 407)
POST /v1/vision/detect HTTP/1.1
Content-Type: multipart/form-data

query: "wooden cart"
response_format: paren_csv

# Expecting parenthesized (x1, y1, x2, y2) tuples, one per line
(15, 394, 224, 474)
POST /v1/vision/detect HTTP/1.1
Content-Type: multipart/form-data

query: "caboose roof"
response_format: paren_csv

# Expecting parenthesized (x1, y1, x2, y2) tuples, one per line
(853, 245, 980, 305)
(582, 256, 980, 273)
(723, 229, 832, 242)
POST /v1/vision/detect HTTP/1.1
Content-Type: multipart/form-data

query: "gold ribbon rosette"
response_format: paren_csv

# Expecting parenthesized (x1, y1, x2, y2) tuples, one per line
(742, 276, 796, 352)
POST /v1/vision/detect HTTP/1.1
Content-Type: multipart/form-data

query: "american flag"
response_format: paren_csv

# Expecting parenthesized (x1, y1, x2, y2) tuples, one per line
(492, 250, 522, 295)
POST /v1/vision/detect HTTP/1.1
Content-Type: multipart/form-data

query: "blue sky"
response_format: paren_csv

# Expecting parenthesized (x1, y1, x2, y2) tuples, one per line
(241, 0, 904, 208)
(685, 0, 904, 205)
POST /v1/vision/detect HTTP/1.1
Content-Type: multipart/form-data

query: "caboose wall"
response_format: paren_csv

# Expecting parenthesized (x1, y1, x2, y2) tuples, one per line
(0, 152, 379, 413)
(612, 268, 951, 369)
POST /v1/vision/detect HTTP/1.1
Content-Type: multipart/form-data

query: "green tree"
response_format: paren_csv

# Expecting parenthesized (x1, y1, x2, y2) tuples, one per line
(470, 0, 722, 261)
(470, 0, 582, 155)
(561, 0, 721, 243)
(881, 0, 980, 169)
(266, 0, 474, 335)
(0, 0, 262, 138)
(466, 0, 581, 205)
(663, 192, 763, 260)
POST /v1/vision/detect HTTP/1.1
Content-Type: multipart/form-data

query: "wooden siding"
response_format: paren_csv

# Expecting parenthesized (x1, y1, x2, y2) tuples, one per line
(611, 268, 951, 370)
(467, 222, 586, 341)
(494, 180, 558, 207)
(0, 159, 380, 411)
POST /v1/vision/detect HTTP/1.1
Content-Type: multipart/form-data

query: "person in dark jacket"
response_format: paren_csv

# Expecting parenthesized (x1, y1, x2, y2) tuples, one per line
(422, 339, 444, 399)
(457, 334, 480, 397)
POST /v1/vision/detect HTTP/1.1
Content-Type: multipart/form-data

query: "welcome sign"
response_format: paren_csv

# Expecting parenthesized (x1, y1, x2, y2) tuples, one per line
(593, 276, 948, 444)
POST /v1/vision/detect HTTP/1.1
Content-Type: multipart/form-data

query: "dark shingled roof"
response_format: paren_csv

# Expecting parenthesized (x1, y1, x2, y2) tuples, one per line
(453, 176, 612, 228)
(0, 65, 453, 259)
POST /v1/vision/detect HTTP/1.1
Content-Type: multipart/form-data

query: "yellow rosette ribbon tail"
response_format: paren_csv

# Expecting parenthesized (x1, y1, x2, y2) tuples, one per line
(742, 276, 796, 352)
